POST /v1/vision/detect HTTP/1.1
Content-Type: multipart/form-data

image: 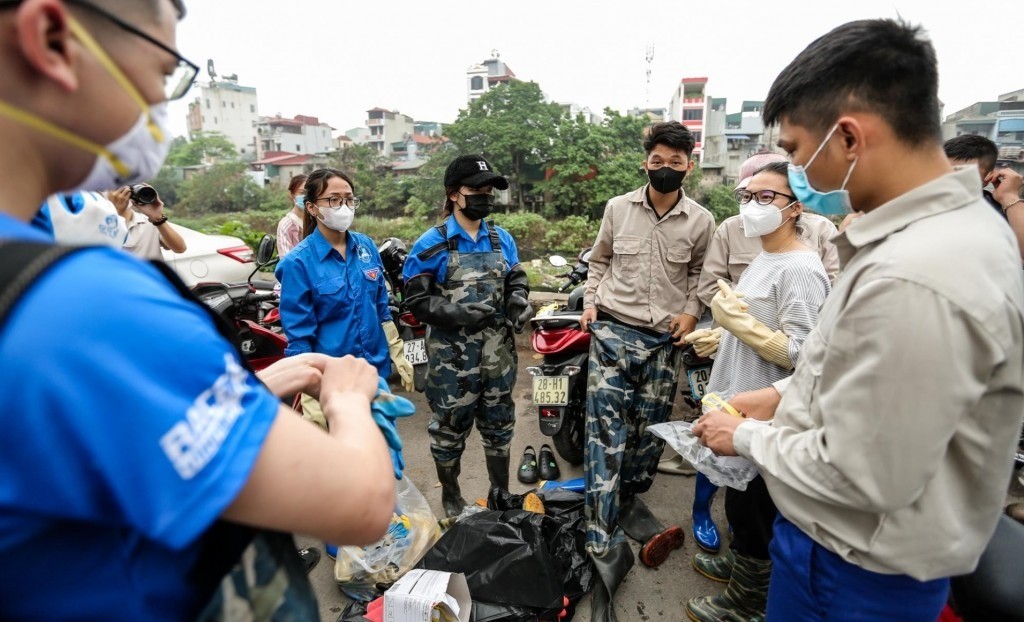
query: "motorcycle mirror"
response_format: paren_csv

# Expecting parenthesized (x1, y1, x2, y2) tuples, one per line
(549, 255, 568, 268)
(255, 235, 277, 266)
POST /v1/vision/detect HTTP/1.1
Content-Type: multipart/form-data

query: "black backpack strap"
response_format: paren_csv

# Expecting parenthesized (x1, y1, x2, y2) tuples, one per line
(0, 241, 87, 330)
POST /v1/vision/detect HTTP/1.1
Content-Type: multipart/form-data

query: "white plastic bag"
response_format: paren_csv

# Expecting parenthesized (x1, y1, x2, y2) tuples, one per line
(334, 477, 441, 600)
(648, 420, 762, 491)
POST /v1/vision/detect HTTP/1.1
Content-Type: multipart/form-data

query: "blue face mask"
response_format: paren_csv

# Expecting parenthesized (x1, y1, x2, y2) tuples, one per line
(787, 123, 858, 216)
(294, 195, 305, 209)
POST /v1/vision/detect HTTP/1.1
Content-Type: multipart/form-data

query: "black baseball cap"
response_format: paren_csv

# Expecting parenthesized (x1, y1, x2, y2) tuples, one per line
(443, 155, 509, 190)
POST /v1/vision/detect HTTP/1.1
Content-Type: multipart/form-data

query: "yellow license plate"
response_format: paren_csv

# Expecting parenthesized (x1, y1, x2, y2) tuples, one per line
(533, 376, 569, 405)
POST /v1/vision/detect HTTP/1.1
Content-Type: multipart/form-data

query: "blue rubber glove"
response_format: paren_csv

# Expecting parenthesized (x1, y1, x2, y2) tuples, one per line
(371, 377, 415, 479)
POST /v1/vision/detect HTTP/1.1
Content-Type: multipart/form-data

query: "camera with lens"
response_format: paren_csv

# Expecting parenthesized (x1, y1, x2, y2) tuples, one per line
(130, 184, 159, 205)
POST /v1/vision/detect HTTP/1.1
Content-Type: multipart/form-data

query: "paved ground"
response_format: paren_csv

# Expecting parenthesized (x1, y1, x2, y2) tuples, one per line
(300, 327, 729, 622)
(298, 305, 1024, 622)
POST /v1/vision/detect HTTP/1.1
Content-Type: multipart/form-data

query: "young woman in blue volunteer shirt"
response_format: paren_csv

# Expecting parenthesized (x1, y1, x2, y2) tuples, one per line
(276, 168, 415, 425)
(402, 155, 534, 518)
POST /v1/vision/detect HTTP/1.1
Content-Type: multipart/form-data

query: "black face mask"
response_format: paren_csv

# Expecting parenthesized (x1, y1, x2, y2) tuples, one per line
(460, 193, 494, 221)
(647, 166, 687, 194)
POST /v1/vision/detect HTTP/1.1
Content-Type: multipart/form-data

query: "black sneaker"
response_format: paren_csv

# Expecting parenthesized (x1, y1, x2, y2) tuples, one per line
(539, 444, 560, 481)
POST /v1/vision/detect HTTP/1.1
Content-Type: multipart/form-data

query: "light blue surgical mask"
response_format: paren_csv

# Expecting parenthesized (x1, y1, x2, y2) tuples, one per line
(294, 194, 305, 209)
(787, 123, 858, 216)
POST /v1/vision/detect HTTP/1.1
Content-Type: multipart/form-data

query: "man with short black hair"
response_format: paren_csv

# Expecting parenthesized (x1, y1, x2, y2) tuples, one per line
(694, 19, 1024, 621)
(579, 121, 715, 620)
(0, 1, 395, 619)
(944, 134, 1002, 213)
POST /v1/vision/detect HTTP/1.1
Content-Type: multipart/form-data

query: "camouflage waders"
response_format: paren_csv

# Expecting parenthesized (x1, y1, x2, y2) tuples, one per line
(584, 319, 681, 556)
(425, 223, 517, 464)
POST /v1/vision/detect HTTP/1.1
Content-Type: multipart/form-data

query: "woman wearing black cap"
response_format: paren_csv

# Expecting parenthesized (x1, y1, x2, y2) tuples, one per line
(402, 155, 534, 517)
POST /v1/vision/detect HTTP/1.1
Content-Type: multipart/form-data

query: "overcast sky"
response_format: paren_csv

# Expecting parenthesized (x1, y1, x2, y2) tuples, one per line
(166, 0, 1022, 139)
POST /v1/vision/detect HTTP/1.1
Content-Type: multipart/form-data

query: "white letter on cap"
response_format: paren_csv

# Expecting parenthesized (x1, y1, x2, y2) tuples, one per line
(477, 161, 489, 171)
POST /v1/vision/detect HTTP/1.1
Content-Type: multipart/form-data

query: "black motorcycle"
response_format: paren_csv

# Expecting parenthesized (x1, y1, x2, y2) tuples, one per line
(378, 237, 427, 392)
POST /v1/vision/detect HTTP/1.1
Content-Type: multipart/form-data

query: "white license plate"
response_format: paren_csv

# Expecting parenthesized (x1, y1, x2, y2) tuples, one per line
(533, 375, 569, 405)
(403, 339, 427, 365)
(686, 365, 713, 401)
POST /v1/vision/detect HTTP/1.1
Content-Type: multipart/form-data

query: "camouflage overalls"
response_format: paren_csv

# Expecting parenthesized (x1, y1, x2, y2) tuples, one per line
(585, 320, 681, 555)
(425, 223, 517, 463)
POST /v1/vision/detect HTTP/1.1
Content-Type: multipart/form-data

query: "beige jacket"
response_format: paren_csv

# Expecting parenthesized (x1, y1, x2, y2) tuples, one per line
(735, 167, 1024, 580)
(584, 186, 715, 332)
(697, 214, 840, 308)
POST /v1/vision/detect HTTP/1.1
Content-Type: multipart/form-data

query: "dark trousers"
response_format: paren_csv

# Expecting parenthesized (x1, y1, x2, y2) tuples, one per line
(725, 474, 777, 560)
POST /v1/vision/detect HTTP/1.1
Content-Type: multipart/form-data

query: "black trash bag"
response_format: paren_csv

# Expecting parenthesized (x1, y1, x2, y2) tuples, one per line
(419, 509, 593, 619)
(486, 487, 584, 522)
(337, 599, 370, 622)
(535, 488, 586, 522)
(471, 601, 539, 622)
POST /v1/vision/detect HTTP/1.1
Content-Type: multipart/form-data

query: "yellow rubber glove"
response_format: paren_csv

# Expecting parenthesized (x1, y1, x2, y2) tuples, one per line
(684, 327, 723, 358)
(383, 321, 415, 391)
(710, 280, 793, 370)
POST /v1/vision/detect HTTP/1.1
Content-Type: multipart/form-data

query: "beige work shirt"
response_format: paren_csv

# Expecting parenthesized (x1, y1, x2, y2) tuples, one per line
(584, 185, 715, 332)
(734, 167, 1024, 580)
(123, 210, 164, 261)
(697, 214, 840, 308)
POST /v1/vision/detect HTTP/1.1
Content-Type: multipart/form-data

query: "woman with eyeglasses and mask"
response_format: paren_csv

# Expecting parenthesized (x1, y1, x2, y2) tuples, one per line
(402, 155, 533, 518)
(276, 168, 415, 428)
(684, 160, 830, 622)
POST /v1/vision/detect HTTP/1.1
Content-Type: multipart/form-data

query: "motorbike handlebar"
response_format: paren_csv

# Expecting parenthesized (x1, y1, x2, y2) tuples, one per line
(245, 292, 279, 304)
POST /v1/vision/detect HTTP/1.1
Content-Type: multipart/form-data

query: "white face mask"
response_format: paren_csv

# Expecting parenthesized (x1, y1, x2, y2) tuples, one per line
(73, 103, 172, 192)
(740, 201, 796, 238)
(317, 205, 355, 232)
(45, 192, 127, 247)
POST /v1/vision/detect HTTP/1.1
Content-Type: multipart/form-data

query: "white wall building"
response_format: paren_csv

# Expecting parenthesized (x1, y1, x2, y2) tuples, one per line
(466, 51, 516, 103)
(185, 77, 259, 158)
(366, 108, 415, 158)
(256, 114, 335, 159)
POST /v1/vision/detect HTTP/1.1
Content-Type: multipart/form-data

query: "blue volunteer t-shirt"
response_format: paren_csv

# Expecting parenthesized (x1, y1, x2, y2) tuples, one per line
(0, 213, 281, 621)
(275, 228, 392, 375)
(402, 216, 521, 284)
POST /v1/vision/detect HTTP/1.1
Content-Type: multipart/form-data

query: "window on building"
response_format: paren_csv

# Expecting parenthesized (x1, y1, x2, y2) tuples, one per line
(471, 76, 484, 91)
(683, 108, 703, 121)
(692, 131, 702, 143)
(214, 117, 218, 124)
(205, 98, 210, 109)
(250, 105, 255, 113)
(222, 101, 226, 107)
(241, 148, 246, 154)
(296, 145, 302, 152)
(231, 102, 235, 109)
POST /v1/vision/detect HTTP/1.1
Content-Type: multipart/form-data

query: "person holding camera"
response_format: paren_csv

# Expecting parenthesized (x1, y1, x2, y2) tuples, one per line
(108, 184, 186, 260)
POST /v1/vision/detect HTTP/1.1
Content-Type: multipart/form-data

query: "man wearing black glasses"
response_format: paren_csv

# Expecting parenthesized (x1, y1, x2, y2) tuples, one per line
(0, 2, 396, 620)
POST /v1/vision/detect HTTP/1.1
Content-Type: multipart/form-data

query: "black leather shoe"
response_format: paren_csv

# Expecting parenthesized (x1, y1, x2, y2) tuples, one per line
(539, 444, 560, 481)
(517, 446, 538, 484)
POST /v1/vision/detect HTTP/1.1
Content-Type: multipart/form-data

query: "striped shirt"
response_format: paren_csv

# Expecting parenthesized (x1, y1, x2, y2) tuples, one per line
(706, 250, 830, 398)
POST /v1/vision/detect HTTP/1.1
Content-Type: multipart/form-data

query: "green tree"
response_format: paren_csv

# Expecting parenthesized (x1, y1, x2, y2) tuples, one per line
(540, 108, 649, 220)
(702, 184, 740, 223)
(177, 161, 263, 214)
(165, 132, 238, 166)
(683, 159, 704, 199)
(330, 144, 386, 203)
(443, 81, 564, 210)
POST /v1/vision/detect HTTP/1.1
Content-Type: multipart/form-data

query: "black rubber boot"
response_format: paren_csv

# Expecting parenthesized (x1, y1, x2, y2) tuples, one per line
(589, 540, 635, 622)
(618, 495, 664, 542)
(435, 460, 467, 518)
(619, 495, 685, 568)
(485, 454, 510, 492)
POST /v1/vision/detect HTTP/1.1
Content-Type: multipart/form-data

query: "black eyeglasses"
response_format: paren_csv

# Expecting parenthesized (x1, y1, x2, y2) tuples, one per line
(0, 0, 199, 101)
(316, 196, 361, 209)
(735, 189, 797, 206)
